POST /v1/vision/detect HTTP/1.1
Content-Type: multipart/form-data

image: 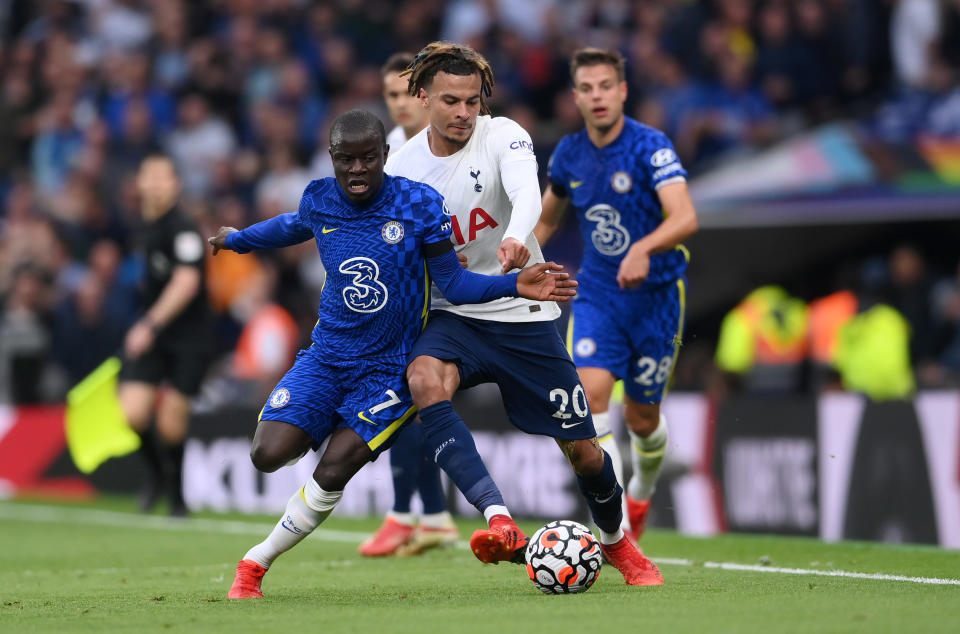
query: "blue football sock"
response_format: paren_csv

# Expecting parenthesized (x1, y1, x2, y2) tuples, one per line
(576, 450, 624, 535)
(417, 440, 447, 514)
(388, 421, 422, 514)
(419, 400, 504, 514)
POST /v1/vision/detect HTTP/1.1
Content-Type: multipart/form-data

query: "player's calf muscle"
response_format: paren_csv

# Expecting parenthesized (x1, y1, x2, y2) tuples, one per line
(557, 437, 605, 475)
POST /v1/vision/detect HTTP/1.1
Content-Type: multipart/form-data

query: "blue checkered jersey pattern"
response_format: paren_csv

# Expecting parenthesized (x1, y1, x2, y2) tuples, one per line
(295, 175, 450, 362)
(548, 117, 689, 290)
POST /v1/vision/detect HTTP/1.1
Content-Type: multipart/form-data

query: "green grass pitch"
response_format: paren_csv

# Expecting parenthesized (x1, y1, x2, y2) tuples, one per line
(1, 498, 958, 633)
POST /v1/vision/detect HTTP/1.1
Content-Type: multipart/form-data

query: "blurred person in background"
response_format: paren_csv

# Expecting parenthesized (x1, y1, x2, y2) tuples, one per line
(675, 45, 776, 167)
(229, 262, 299, 401)
(0, 262, 55, 404)
(932, 258, 960, 382)
(536, 47, 699, 543)
(359, 51, 456, 558)
(887, 244, 938, 379)
(715, 285, 809, 394)
(165, 89, 236, 198)
(31, 91, 86, 196)
(118, 154, 214, 516)
(890, 0, 941, 92)
(255, 144, 312, 217)
(100, 50, 176, 140)
(52, 270, 125, 384)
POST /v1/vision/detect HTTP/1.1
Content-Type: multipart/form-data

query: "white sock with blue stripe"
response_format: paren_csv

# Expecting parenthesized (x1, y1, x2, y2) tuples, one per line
(243, 478, 342, 569)
(593, 411, 630, 532)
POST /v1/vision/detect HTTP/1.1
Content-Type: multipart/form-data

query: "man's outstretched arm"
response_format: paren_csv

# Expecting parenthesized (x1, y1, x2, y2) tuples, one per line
(209, 212, 314, 255)
(425, 242, 576, 305)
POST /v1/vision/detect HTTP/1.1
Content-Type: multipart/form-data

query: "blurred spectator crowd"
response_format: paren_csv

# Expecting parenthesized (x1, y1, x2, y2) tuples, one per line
(1, 0, 959, 405)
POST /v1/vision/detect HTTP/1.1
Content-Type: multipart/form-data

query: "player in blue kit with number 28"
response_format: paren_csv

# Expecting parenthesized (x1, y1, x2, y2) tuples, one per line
(210, 110, 577, 599)
(536, 48, 699, 543)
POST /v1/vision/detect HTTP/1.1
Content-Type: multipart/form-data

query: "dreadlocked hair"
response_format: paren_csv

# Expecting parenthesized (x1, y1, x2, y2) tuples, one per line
(400, 41, 495, 115)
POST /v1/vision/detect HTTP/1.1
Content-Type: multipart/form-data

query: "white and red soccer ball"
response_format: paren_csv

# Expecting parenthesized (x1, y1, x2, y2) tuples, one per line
(525, 520, 603, 594)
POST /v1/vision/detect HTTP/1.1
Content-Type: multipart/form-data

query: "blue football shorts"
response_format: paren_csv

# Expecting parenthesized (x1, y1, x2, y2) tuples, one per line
(259, 345, 416, 456)
(567, 277, 686, 405)
(410, 310, 596, 440)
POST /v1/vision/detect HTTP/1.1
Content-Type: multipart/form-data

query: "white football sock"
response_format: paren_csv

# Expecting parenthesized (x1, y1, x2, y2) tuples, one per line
(482, 505, 511, 523)
(627, 414, 668, 502)
(243, 478, 343, 569)
(419, 510, 456, 529)
(598, 527, 625, 545)
(593, 411, 630, 532)
(385, 510, 414, 526)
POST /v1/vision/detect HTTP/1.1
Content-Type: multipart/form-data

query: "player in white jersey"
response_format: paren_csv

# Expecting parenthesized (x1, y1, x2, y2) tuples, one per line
(385, 41, 662, 585)
(359, 52, 457, 558)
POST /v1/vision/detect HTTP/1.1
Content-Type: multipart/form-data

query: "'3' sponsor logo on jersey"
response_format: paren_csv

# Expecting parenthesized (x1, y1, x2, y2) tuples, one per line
(584, 204, 630, 256)
(340, 257, 389, 313)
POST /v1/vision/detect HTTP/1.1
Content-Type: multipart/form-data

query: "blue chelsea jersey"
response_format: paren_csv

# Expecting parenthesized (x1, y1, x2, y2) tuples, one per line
(547, 117, 689, 290)
(297, 175, 451, 361)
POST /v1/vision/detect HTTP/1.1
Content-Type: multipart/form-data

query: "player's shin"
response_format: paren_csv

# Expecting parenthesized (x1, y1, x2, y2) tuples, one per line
(388, 422, 422, 515)
(165, 441, 186, 516)
(593, 411, 630, 533)
(416, 443, 447, 516)
(242, 477, 343, 569)
(576, 448, 625, 544)
(134, 429, 165, 511)
(419, 400, 506, 516)
(626, 414, 668, 502)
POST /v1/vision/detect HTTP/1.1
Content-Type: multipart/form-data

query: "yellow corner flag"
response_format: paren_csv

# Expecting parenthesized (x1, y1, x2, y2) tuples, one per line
(65, 357, 141, 474)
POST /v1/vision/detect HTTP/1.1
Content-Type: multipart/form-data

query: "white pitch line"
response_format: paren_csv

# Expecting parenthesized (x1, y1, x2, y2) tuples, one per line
(3, 503, 959, 587)
(0, 502, 364, 543)
(655, 557, 960, 586)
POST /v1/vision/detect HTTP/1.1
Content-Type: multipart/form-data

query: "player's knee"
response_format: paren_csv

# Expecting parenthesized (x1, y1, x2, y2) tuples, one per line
(624, 405, 660, 437)
(249, 441, 285, 473)
(119, 395, 152, 432)
(406, 361, 449, 407)
(313, 462, 350, 492)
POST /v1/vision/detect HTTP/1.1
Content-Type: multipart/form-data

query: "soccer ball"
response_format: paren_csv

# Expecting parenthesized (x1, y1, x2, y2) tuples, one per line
(525, 520, 602, 594)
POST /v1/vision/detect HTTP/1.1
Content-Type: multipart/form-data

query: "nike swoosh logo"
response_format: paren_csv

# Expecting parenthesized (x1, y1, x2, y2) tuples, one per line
(281, 516, 302, 534)
(644, 389, 658, 397)
(569, 180, 583, 189)
(595, 490, 618, 504)
(358, 411, 374, 424)
(322, 226, 338, 234)
(561, 420, 584, 429)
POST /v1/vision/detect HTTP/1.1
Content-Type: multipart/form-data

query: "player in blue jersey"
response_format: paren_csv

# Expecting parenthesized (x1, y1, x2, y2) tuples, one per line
(357, 52, 458, 558)
(212, 110, 577, 599)
(535, 48, 699, 542)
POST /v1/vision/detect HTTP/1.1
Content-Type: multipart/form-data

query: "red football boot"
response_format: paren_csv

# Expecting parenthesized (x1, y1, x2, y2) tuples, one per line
(599, 535, 664, 586)
(227, 560, 267, 599)
(469, 514, 528, 565)
(358, 517, 416, 557)
(626, 495, 652, 540)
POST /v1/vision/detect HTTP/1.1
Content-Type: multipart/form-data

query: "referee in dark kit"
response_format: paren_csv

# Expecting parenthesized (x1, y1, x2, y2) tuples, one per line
(119, 154, 214, 516)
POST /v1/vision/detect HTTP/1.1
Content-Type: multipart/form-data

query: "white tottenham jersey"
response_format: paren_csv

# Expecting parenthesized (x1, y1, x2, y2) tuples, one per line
(386, 126, 409, 157)
(386, 115, 559, 322)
